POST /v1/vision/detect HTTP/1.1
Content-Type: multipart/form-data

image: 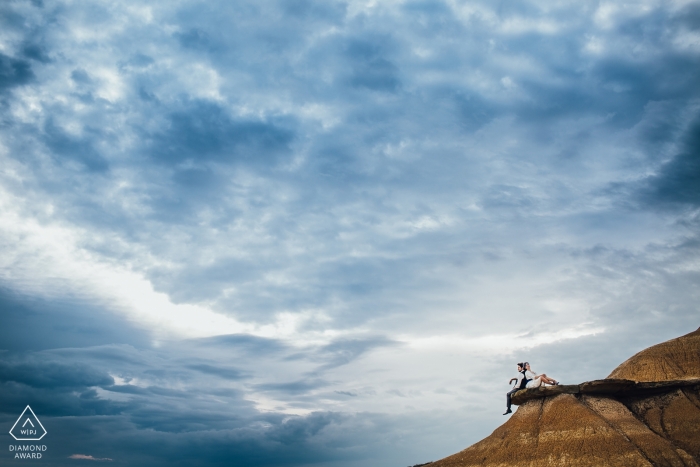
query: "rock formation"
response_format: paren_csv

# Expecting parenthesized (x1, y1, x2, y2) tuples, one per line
(608, 327, 700, 382)
(428, 327, 700, 467)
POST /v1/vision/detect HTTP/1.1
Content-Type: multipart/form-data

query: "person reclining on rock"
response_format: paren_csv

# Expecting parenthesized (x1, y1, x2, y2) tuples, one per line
(504, 362, 527, 415)
(524, 362, 559, 387)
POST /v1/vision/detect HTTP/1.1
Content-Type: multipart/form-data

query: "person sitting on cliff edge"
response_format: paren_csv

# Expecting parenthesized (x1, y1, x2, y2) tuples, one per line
(504, 362, 527, 415)
(524, 362, 559, 388)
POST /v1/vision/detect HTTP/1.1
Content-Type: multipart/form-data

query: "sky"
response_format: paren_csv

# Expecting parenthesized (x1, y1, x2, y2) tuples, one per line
(0, 0, 699, 465)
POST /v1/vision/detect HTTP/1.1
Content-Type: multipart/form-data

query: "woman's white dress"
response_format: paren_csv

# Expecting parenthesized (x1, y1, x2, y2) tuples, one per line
(525, 370, 543, 388)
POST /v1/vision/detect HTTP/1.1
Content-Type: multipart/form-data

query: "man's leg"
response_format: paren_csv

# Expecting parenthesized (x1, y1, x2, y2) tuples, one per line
(504, 388, 518, 414)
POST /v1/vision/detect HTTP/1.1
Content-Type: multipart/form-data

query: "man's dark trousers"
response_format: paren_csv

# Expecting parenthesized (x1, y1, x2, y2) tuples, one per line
(506, 387, 520, 411)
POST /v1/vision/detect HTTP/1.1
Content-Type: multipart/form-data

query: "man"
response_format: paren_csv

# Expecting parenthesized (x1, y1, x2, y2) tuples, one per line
(504, 362, 527, 415)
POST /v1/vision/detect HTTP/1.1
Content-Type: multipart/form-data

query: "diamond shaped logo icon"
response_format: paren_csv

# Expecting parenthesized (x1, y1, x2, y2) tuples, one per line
(9, 406, 47, 441)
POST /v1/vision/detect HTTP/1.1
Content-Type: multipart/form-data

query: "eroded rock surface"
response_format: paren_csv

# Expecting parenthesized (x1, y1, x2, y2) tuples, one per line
(609, 327, 700, 382)
(428, 327, 700, 467)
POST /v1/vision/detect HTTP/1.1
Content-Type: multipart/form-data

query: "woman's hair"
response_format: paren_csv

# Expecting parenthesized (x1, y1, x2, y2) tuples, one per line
(524, 362, 530, 367)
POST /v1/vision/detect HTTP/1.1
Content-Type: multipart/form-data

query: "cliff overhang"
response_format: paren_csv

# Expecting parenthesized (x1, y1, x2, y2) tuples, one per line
(511, 377, 700, 405)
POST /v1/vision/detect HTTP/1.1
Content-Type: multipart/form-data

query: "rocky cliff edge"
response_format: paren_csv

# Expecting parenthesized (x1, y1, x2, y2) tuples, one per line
(428, 327, 700, 467)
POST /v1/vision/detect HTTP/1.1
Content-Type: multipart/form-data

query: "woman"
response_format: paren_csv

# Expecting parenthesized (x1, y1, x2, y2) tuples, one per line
(524, 362, 559, 387)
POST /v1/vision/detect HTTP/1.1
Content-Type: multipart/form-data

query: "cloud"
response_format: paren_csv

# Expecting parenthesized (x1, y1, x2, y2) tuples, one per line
(0, 53, 34, 92)
(0, 288, 151, 351)
(145, 100, 295, 166)
(41, 119, 110, 172)
(21, 43, 51, 63)
(256, 379, 330, 396)
(345, 39, 401, 92)
(0, 358, 113, 389)
(68, 454, 113, 461)
(309, 336, 400, 371)
(638, 113, 700, 208)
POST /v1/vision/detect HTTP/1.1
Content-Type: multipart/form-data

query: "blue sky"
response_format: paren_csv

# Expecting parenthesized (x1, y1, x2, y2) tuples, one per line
(1, 0, 699, 465)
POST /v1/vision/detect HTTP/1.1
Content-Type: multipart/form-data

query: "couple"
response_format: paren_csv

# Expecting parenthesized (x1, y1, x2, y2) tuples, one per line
(503, 362, 559, 415)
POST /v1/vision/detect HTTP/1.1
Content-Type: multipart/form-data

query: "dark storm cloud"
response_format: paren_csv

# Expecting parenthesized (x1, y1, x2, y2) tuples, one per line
(639, 115, 700, 208)
(21, 42, 50, 63)
(145, 100, 294, 166)
(0, 53, 34, 93)
(0, 358, 113, 388)
(674, 1, 700, 29)
(0, 351, 124, 418)
(0, 338, 430, 466)
(42, 119, 110, 172)
(0, 289, 150, 351)
(0, 384, 126, 418)
(2, 411, 392, 467)
(0, 309, 401, 449)
(266, 411, 339, 445)
(126, 403, 253, 433)
(0, 342, 253, 420)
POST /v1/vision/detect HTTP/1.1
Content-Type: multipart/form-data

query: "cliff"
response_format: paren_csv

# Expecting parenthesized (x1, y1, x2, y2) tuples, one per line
(428, 327, 700, 467)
